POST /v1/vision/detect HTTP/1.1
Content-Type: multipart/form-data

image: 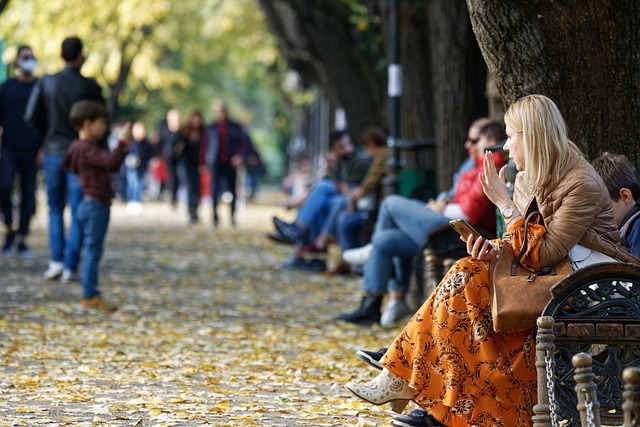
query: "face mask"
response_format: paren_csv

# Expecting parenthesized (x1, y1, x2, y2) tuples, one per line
(17, 58, 37, 74)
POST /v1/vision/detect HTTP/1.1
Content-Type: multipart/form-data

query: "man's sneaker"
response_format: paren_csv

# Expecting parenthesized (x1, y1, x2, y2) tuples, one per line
(80, 296, 117, 312)
(273, 217, 303, 244)
(342, 243, 373, 266)
(380, 298, 411, 327)
(61, 269, 79, 283)
(356, 347, 387, 370)
(16, 241, 34, 259)
(43, 260, 64, 280)
(391, 408, 443, 427)
(2, 231, 16, 255)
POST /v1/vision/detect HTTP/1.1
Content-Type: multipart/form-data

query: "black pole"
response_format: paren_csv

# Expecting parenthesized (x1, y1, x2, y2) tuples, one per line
(385, 0, 402, 195)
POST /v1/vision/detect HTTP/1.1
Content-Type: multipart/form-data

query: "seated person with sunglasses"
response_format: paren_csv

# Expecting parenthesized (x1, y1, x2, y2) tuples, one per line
(338, 120, 506, 328)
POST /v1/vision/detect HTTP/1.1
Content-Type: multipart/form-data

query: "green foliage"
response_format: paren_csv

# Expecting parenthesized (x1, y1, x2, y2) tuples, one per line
(0, 0, 301, 179)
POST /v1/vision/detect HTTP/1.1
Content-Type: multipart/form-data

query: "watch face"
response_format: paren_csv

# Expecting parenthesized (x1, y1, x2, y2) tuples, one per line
(503, 206, 515, 218)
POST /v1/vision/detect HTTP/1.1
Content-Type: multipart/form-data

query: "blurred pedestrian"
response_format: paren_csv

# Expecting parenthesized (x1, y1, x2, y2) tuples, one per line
(243, 131, 265, 201)
(0, 45, 43, 258)
(63, 100, 131, 311)
(24, 36, 104, 282)
(177, 110, 206, 224)
(202, 100, 246, 227)
(147, 130, 167, 200)
(125, 121, 152, 215)
(159, 108, 182, 208)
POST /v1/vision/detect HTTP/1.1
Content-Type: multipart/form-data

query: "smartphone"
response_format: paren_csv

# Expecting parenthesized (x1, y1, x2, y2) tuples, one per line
(449, 219, 485, 240)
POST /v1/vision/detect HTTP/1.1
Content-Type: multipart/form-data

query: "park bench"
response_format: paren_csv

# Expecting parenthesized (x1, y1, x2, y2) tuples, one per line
(413, 245, 640, 426)
(534, 262, 640, 426)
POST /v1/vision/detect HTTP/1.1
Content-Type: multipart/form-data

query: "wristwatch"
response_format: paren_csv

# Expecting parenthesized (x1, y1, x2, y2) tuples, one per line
(501, 205, 517, 219)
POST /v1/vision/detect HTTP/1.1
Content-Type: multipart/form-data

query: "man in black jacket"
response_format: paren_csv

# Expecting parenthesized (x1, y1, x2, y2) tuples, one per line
(24, 36, 104, 281)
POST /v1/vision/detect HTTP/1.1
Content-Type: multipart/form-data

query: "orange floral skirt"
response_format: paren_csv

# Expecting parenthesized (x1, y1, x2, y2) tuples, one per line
(381, 257, 537, 427)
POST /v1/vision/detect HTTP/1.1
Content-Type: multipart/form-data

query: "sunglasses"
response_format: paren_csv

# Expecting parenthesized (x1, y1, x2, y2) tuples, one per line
(466, 137, 480, 144)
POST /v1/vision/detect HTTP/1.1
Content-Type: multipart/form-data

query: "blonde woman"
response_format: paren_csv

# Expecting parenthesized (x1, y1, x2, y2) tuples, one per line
(344, 95, 639, 427)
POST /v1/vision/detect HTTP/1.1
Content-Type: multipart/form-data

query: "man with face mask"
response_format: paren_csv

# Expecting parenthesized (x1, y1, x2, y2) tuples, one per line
(24, 36, 104, 280)
(0, 45, 43, 257)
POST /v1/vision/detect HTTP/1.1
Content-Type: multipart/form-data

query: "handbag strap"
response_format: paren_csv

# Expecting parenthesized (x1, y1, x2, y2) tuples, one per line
(511, 211, 542, 275)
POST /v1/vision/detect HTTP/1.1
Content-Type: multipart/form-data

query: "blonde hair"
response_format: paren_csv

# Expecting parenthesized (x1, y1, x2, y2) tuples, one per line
(504, 94, 584, 188)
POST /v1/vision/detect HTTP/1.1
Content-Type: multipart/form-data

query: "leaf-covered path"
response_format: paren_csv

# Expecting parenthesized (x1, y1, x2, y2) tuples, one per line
(0, 198, 403, 426)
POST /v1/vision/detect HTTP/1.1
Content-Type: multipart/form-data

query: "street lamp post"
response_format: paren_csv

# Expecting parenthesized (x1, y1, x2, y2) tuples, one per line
(385, 0, 402, 195)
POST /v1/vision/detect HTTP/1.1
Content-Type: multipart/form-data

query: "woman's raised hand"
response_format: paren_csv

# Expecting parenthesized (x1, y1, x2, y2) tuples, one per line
(479, 151, 511, 210)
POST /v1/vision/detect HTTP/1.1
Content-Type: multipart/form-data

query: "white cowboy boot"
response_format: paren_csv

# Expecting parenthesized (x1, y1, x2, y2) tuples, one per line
(345, 368, 414, 413)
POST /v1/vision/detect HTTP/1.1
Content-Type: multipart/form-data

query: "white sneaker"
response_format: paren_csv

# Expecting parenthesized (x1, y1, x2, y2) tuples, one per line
(61, 269, 79, 283)
(380, 299, 410, 327)
(342, 243, 373, 266)
(126, 201, 143, 216)
(43, 260, 64, 280)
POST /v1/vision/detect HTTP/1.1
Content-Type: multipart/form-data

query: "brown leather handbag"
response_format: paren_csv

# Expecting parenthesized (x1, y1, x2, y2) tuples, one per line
(490, 211, 572, 332)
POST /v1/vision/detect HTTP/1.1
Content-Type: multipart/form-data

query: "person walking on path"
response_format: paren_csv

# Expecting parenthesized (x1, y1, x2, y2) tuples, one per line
(24, 36, 104, 281)
(177, 110, 206, 224)
(159, 108, 182, 208)
(62, 100, 132, 311)
(124, 121, 152, 216)
(202, 100, 246, 228)
(0, 45, 43, 258)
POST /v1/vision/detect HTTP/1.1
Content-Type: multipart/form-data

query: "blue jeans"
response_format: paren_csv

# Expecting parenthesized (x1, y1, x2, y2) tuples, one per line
(337, 210, 368, 252)
(361, 195, 450, 295)
(296, 179, 339, 228)
(319, 195, 348, 237)
(77, 200, 110, 298)
(0, 149, 38, 236)
(43, 154, 83, 268)
(125, 168, 144, 202)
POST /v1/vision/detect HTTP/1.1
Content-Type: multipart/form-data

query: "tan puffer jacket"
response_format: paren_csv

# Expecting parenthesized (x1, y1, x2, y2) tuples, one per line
(512, 150, 640, 267)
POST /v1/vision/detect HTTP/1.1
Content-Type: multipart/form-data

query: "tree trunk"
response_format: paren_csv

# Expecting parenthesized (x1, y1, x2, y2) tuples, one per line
(467, 0, 640, 165)
(398, 0, 433, 141)
(0, 0, 9, 16)
(427, 0, 488, 192)
(258, 0, 385, 139)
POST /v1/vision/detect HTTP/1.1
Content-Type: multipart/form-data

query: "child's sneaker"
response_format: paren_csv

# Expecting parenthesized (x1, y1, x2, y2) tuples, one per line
(80, 296, 117, 312)
(61, 269, 79, 283)
(43, 260, 64, 280)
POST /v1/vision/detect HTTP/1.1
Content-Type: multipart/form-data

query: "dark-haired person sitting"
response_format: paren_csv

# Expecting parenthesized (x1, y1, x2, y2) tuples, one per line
(271, 131, 370, 245)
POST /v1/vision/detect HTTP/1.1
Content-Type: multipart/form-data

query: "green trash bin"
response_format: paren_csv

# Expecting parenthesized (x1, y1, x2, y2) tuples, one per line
(396, 139, 437, 200)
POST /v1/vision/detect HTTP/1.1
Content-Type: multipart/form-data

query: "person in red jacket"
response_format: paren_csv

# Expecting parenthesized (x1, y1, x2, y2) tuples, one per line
(62, 100, 132, 311)
(338, 121, 506, 327)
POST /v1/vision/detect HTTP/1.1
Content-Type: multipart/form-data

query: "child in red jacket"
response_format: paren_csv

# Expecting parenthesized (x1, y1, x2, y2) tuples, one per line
(62, 100, 131, 311)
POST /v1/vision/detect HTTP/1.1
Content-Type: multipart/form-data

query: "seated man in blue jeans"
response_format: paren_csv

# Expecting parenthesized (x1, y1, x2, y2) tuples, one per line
(270, 131, 370, 244)
(338, 121, 506, 327)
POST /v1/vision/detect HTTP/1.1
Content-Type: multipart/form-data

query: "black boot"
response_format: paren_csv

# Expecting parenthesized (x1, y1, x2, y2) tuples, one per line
(337, 293, 382, 325)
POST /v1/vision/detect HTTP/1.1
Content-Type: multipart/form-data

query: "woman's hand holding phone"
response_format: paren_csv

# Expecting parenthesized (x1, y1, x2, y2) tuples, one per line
(449, 219, 497, 261)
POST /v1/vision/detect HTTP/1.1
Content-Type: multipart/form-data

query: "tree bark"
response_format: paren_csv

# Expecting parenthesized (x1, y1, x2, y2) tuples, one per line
(258, 0, 385, 139)
(467, 0, 640, 165)
(427, 0, 488, 192)
(397, 0, 434, 140)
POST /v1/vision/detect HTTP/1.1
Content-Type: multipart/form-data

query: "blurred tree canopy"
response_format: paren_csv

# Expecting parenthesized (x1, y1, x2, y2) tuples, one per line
(0, 0, 302, 180)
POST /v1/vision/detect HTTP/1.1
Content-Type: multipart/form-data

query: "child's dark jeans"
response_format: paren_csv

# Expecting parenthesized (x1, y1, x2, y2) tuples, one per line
(77, 198, 111, 298)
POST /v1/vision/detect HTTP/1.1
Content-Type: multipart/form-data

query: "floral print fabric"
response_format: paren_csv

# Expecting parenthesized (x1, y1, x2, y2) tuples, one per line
(381, 257, 537, 427)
